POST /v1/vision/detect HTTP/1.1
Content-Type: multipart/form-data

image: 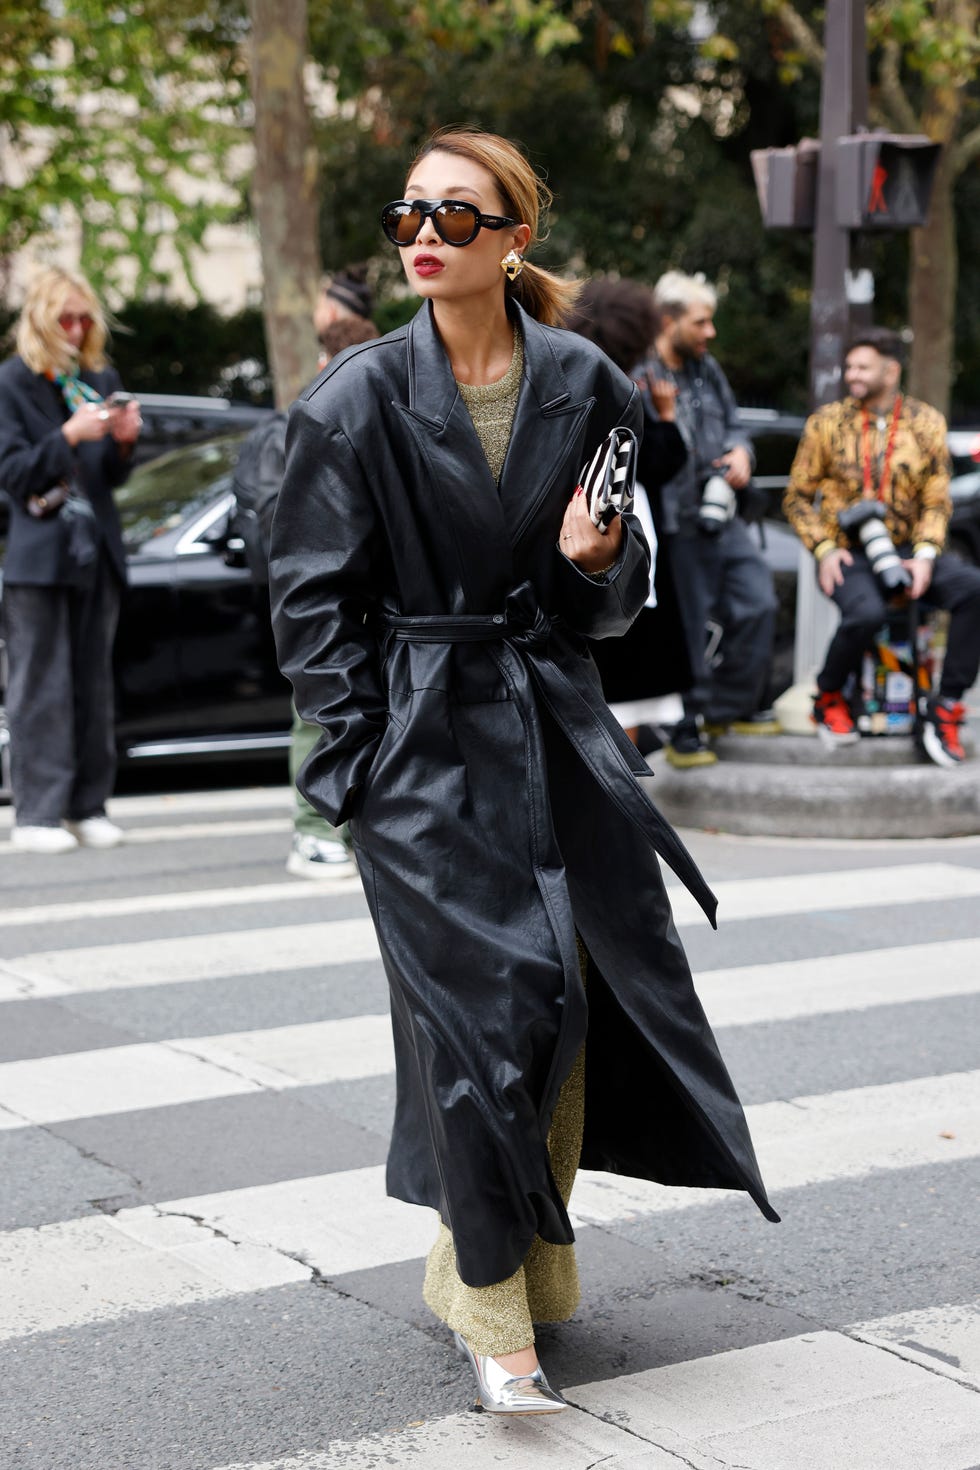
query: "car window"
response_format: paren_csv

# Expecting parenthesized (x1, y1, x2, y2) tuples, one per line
(115, 435, 245, 550)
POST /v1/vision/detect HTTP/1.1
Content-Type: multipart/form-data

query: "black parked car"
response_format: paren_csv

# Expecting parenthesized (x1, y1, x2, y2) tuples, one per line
(0, 434, 290, 802)
(133, 393, 272, 468)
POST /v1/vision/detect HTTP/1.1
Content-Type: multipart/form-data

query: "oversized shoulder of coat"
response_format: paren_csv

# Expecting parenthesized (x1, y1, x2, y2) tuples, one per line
(290, 301, 639, 447)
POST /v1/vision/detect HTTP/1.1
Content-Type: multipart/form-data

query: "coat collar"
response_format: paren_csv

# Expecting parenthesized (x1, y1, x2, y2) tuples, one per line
(14, 356, 70, 427)
(403, 300, 595, 549)
(404, 299, 573, 428)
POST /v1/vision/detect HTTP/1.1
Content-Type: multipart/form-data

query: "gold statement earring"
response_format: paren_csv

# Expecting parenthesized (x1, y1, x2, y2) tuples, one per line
(500, 250, 525, 281)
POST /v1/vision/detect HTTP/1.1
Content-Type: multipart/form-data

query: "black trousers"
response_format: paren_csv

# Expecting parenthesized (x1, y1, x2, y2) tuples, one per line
(2, 558, 121, 826)
(818, 549, 980, 700)
(669, 517, 779, 722)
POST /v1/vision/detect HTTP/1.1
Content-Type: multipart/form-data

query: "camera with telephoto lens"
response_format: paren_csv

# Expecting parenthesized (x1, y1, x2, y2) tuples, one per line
(836, 500, 911, 591)
(698, 474, 736, 534)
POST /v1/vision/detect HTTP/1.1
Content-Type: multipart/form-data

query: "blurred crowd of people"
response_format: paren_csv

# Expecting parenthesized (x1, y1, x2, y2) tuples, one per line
(1, 259, 976, 861)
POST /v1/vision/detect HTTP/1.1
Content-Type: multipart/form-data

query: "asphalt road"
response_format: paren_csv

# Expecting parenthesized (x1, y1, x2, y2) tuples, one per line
(1, 786, 978, 1470)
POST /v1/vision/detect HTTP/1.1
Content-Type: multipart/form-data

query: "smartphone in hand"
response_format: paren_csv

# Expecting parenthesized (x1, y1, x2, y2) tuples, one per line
(106, 391, 136, 408)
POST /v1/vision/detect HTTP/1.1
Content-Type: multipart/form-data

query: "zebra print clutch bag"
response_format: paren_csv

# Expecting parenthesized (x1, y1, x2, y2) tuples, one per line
(578, 426, 639, 529)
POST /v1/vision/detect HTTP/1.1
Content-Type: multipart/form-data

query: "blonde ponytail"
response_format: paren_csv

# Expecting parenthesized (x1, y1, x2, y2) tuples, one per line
(508, 261, 581, 328)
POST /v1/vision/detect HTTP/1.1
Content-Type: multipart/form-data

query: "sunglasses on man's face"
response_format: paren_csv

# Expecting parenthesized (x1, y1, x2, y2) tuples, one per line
(381, 198, 517, 248)
(58, 313, 94, 332)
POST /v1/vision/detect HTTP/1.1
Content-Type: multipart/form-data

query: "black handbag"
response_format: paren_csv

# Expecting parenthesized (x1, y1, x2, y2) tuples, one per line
(26, 478, 100, 586)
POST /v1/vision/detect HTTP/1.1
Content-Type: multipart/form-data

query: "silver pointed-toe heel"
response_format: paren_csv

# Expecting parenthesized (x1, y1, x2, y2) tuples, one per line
(453, 1331, 568, 1414)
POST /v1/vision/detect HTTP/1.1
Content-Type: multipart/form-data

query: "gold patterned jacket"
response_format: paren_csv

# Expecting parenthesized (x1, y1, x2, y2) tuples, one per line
(783, 395, 951, 559)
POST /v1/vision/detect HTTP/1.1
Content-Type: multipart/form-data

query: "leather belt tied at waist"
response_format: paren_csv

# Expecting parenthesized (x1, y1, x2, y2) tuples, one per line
(382, 579, 553, 651)
(381, 582, 717, 926)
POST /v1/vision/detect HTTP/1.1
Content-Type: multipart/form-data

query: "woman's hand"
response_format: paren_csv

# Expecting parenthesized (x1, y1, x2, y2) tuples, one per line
(108, 401, 142, 446)
(62, 401, 112, 448)
(558, 486, 623, 574)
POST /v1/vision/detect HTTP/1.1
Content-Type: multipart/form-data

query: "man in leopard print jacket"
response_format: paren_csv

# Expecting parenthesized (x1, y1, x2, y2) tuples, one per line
(784, 326, 980, 767)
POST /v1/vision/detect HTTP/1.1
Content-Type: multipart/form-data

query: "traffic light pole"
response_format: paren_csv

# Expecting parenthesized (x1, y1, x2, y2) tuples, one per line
(788, 0, 869, 704)
(809, 0, 869, 408)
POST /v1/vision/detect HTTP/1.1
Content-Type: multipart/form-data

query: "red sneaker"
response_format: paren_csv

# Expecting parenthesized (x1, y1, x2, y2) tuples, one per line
(921, 697, 967, 768)
(812, 690, 859, 749)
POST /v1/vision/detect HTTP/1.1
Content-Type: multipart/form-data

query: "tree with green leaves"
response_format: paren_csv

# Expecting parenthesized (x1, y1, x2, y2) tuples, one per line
(0, 0, 248, 299)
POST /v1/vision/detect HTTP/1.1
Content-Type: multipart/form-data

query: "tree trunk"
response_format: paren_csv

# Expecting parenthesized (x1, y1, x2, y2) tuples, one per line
(247, 0, 321, 408)
(907, 144, 957, 417)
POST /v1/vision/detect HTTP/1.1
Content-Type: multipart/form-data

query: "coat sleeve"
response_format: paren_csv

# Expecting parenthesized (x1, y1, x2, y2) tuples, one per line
(783, 412, 839, 555)
(0, 376, 75, 504)
(269, 400, 388, 826)
(551, 382, 652, 641)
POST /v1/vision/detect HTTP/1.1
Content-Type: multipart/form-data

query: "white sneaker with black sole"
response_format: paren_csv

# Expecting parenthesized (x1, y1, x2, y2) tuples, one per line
(286, 834, 357, 880)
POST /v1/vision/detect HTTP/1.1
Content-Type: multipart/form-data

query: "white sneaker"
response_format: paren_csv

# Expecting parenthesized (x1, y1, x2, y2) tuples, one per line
(11, 825, 79, 854)
(65, 816, 125, 849)
(286, 834, 357, 880)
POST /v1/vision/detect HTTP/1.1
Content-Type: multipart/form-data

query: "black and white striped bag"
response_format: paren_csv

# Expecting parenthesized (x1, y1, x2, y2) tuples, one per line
(577, 426, 638, 530)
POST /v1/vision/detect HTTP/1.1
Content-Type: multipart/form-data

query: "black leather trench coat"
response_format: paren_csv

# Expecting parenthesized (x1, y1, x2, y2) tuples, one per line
(270, 301, 777, 1289)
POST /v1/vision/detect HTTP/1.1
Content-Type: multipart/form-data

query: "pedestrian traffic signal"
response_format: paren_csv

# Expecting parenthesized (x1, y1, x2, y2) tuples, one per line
(835, 134, 941, 229)
(750, 141, 819, 229)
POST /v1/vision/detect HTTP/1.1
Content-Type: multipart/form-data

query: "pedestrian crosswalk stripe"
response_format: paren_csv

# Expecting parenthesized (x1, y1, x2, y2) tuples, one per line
(0, 919, 382, 999)
(0, 879, 360, 932)
(696, 936, 980, 1027)
(1, 940, 976, 1127)
(4, 863, 980, 1004)
(211, 1313, 980, 1470)
(2, 1070, 976, 1340)
(570, 1069, 980, 1223)
(0, 1207, 310, 1342)
(567, 1327, 980, 1470)
(666, 861, 980, 926)
(0, 818, 292, 856)
(847, 1301, 980, 1390)
(0, 1015, 394, 1128)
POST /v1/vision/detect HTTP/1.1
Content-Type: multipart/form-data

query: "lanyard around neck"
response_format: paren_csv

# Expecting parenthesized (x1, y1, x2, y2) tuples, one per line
(861, 394, 902, 502)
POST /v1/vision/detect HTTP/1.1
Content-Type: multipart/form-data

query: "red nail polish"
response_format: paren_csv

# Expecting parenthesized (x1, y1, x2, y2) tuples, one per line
(574, 485, 583, 496)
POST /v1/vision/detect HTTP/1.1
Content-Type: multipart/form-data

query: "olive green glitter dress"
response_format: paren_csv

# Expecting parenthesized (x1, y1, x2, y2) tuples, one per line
(421, 328, 587, 1356)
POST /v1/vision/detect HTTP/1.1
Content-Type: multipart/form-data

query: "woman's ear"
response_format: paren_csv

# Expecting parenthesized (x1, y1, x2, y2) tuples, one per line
(512, 223, 532, 254)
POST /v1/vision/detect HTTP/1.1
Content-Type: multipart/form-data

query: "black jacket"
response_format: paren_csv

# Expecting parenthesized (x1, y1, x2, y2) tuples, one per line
(0, 355, 130, 585)
(270, 301, 776, 1287)
(640, 351, 755, 535)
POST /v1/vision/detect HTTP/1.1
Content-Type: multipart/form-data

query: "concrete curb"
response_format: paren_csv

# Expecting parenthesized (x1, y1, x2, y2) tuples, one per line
(647, 740, 980, 838)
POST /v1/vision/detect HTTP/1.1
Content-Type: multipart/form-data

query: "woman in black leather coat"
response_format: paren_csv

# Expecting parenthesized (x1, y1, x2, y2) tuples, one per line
(270, 130, 776, 1415)
(0, 267, 140, 853)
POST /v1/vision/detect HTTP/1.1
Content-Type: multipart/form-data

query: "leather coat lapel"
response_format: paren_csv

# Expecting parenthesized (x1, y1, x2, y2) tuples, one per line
(397, 303, 513, 610)
(498, 307, 594, 548)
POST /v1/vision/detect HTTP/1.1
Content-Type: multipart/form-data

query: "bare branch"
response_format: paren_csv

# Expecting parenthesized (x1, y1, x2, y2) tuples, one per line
(877, 37, 920, 134)
(769, 1, 824, 69)
(952, 121, 980, 174)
